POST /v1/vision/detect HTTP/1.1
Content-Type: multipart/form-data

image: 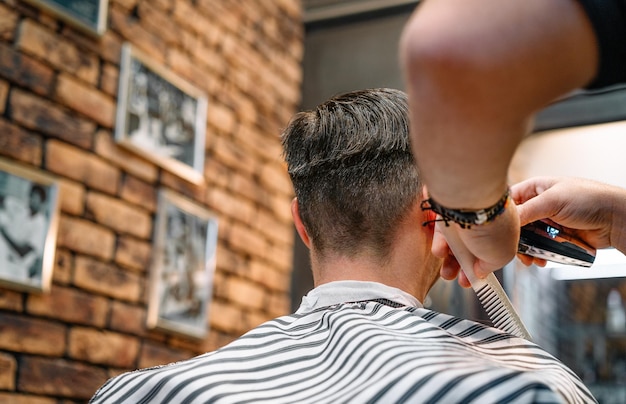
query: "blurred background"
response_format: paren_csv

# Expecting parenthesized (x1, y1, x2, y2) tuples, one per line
(1, 0, 626, 402)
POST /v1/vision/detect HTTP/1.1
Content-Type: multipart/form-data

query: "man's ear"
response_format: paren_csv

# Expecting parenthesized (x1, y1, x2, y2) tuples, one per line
(291, 198, 311, 248)
(420, 186, 437, 233)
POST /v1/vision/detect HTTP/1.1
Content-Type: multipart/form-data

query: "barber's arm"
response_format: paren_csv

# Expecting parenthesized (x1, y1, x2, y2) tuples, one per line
(400, 0, 598, 276)
(513, 176, 626, 260)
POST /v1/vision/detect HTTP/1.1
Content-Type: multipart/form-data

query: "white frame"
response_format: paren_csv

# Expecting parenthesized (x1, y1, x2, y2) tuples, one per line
(24, 0, 109, 36)
(0, 158, 60, 293)
(147, 189, 218, 339)
(116, 43, 208, 185)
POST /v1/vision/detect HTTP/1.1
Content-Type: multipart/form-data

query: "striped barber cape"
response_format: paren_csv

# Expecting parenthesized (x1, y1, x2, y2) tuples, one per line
(90, 281, 596, 404)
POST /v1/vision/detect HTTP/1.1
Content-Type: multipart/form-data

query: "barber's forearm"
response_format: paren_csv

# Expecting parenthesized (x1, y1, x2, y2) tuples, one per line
(408, 105, 527, 209)
(400, 0, 598, 209)
(610, 188, 626, 256)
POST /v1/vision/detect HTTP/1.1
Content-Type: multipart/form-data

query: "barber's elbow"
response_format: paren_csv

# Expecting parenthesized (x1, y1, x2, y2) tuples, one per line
(400, 17, 480, 93)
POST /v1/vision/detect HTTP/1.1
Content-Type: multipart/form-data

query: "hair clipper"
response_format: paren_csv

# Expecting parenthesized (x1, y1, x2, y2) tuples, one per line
(518, 220, 596, 267)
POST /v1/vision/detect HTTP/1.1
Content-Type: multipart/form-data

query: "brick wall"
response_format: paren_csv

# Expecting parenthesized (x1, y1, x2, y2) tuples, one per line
(0, 0, 302, 401)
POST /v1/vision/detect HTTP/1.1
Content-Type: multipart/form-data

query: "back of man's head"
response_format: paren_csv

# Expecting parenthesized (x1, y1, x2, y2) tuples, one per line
(282, 88, 421, 259)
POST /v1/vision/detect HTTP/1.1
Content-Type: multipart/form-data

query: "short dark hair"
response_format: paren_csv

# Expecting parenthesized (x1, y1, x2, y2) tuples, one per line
(281, 88, 421, 258)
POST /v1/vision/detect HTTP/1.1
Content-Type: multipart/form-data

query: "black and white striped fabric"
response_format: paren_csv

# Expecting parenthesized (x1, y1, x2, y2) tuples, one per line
(90, 281, 596, 403)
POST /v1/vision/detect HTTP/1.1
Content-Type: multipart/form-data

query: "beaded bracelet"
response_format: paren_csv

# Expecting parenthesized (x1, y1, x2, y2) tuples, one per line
(421, 188, 510, 229)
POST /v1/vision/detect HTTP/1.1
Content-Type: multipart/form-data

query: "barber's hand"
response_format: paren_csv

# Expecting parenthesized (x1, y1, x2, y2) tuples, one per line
(512, 176, 618, 262)
(432, 200, 520, 288)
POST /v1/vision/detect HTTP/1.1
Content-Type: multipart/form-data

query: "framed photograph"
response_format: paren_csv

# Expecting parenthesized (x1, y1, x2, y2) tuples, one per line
(147, 189, 218, 339)
(24, 0, 109, 36)
(116, 43, 208, 184)
(0, 158, 60, 293)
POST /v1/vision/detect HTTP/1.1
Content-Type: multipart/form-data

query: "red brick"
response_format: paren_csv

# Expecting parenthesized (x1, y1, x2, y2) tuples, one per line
(0, 43, 54, 96)
(74, 255, 143, 302)
(0, 79, 8, 114)
(112, 0, 140, 11)
(52, 248, 73, 285)
(26, 285, 109, 327)
(0, 393, 54, 404)
(46, 139, 120, 195)
(195, 45, 226, 81)
(252, 208, 293, 246)
(225, 276, 266, 311)
(195, 15, 223, 49)
(120, 174, 157, 212)
(69, 327, 140, 368)
(160, 170, 206, 203)
(57, 216, 115, 260)
(0, 4, 18, 41)
(0, 312, 65, 355)
(208, 299, 244, 334)
(110, 300, 146, 335)
(267, 291, 291, 317)
(207, 101, 236, 135)
(0, 119, 42, 164)
(55, 73, 115, 127)
(211, 265, 228, 299)
(57, 178, 85, 215)
(86, 192, 152, 238)
(264, 191, 292, 224)
(265, 243, 293, 274)
(10, 88, 96, 149)
(18, 20, 99, 85)
(94, 130, 159, 183)
(203, 157, 230, 189)
(172, 0, 205, 35)
(0, 352, 16, 390)
(166, 47, 207, 90)
(60, 20, 104, 50)
(229, 93, 258, 127)
(0, 289, 23, 312)
(36, 8, 60, 31)
(214, 246, 247, 277)
(138, 341, 193, 369)
(205, 186, 254, 223)
(101, 62, 119, 96)
(18, 356, 107, 400)
(108, 6, 166, 63)
(98, 30, 124, 65)
(235, 117, 283, 163)
(115, 234, 152, 272)
(228, 221, 270, 258)
(244, 310, 272, 330)
(248, 259, 289, 293)
(212, 136, 257, 176)
(227, 169, 266, 202)
(137, 2, 179, 46)
(259, 161, 291, 196)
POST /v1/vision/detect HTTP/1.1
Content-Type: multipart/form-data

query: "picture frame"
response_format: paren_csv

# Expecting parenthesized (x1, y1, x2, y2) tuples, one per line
(147, 189, 218, 339)
(23, 0, 109, 36)
(0, 158, 60, 293)
(115, 43, 208, 185)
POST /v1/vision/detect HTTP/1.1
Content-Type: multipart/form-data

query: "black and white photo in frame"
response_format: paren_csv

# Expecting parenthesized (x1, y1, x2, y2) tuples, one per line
(116, 43, 208, 184)
(147, 189, 218, 339)
(0, 158, 60, 293)
(23, 0, 109, 36)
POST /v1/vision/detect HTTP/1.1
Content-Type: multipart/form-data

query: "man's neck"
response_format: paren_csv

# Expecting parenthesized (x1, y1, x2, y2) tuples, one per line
(312, 247, 439, 303)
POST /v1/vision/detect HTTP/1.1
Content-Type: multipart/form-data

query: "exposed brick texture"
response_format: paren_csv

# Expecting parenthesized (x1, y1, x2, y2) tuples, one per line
(0, 118, 42, 165)
(18, 356, 108, 400)
(0, 312, 65, 356)
(0, 0, 302, 401)
(9, 88, 96, 149)
(0, 353, 16, 390)
(68, 327, 140, 368)
(26, 286, 109, 327)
